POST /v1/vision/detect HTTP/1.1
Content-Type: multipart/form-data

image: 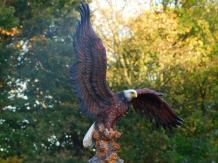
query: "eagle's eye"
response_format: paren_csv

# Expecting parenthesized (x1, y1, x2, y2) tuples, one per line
(132, 91, 136, 95)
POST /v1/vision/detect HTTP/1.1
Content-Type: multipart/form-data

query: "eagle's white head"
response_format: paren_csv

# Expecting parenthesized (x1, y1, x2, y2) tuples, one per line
(123, 89, 137, 101)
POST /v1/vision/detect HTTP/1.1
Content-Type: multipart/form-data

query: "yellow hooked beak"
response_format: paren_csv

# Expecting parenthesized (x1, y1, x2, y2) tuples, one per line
(131, 91, 137, 98)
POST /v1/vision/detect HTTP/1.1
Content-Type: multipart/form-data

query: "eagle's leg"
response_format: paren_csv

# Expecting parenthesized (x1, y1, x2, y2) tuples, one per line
(88, 123, 123, 163)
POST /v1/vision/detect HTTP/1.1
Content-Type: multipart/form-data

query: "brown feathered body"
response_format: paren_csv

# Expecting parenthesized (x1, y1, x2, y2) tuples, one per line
(96, 93, 129, 129)
(71, 3, 183, 130)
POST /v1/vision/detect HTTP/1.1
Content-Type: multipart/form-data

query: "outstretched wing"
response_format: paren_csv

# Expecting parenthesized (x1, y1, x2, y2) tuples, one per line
(131, 88, 183, 129)
(71, 3, 114, 119)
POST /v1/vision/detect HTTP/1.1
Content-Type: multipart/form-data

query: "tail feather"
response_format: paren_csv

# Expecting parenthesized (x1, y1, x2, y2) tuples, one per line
(83, 122, 95, 148)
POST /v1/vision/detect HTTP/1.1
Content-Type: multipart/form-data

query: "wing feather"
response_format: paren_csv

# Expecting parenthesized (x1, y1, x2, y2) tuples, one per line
(71, 3, 114, 119)
(131, 88, 183, 129)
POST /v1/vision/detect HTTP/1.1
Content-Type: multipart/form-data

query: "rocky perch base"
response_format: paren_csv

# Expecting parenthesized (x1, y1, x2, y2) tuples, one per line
(88, 123, 124, 163)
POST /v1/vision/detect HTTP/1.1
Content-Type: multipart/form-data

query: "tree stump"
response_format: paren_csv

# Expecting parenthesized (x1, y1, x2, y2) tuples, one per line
(88, 123, 124, 163)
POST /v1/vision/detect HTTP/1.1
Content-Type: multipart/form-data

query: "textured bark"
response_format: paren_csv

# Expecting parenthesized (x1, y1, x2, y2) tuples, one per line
(88, 123, 123, 163)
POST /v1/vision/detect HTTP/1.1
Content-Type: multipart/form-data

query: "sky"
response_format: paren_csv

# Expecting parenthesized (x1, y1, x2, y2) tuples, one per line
(90, 0, 151, 19)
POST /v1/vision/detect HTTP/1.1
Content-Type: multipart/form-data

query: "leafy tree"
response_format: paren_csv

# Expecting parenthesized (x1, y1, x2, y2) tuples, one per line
(1, 0, 93, 162)
(93, 0, 218, 162)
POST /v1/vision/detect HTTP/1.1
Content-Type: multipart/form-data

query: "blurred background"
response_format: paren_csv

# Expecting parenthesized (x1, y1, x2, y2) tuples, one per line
(0, 0, 218, 162)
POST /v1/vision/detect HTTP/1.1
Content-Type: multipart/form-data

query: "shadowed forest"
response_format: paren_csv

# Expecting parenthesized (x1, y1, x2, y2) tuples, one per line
(0, 0, 218, 162)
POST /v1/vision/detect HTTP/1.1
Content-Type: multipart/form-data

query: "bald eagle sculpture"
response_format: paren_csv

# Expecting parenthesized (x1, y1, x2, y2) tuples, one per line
(71, 3, 183, 148)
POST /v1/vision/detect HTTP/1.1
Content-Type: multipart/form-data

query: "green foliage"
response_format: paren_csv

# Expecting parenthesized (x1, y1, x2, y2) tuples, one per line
(0, 0, 92, 162)
(0, 1, 19, 29)
(0, 0, 218, 163)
